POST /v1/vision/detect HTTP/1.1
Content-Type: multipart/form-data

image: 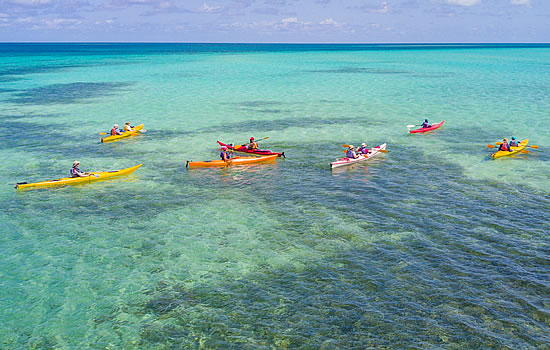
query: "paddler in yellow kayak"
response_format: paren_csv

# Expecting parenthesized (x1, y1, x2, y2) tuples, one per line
(110, 124, 123, 136)
(509, 137, 519, 147)
(497, 138, 513, 152)
(123, 122, 134, 133)
(70, 161, 92, 177)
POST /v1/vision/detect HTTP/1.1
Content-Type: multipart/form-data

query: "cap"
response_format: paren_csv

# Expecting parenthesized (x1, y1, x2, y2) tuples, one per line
(361, 143, 367, 147)
(114, 124, 119, 128)
(250, 137, 255, 141)
(221, 146, 228, 150)
(511, 137, 516, 140)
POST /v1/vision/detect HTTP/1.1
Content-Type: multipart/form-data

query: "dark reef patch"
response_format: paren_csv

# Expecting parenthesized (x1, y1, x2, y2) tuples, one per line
(7, 82, 133, 105)
(306, 66, 409, 74)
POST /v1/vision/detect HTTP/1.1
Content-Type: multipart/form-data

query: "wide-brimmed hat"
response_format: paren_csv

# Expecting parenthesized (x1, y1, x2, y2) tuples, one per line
(73, 160, 80, 166)
(348, 145, 354, 149)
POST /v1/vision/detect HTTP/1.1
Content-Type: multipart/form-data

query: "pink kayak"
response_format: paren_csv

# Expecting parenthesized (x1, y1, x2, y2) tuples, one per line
(330, 143, 387, 169)
(217, 141, 285, 158)
(409, 120, 445, 134)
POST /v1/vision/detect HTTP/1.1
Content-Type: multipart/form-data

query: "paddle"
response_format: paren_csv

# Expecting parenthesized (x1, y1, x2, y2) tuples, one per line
(342, 144, 388, 153)
(99, 132, 107, 135)
(234, 137, 269, 150)
(493, 142, 538, 149)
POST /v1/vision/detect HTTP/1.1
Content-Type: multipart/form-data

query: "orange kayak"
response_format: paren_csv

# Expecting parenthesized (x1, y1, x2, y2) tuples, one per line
(186, 155, 278, 168)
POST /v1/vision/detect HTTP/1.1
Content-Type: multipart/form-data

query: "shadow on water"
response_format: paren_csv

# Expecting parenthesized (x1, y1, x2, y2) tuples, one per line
(7, 82, 133, 105)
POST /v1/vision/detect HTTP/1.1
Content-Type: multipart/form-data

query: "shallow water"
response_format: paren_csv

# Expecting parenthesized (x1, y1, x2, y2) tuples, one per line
(0, 43, 549, 349)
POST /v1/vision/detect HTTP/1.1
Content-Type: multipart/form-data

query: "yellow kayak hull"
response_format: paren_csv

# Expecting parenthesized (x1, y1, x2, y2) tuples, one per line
(187, 155, 278, 168)
(492, 139, 528, 159)
(101, 124, 144, 143)
(16, 164, 142, 189)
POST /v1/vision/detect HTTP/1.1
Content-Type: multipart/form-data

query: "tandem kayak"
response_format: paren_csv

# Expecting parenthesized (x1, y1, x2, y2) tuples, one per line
(15, 164, 143, 189)
(101, 124, 144, 143)
(330, 143, 387, 169)
(187, 155, 278, 168)
(409, 120, 445, 134)
(217, 141, 285, 157)
(492, 139, 529, 160)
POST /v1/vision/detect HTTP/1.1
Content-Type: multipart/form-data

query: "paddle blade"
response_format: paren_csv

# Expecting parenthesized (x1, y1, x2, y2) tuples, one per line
(529, 145, 539, 149)
(342, 144, 350, 148)
(139, 129, 147, 133)
(99, 132, 107, 135)
(378, 149, 388, 153)
(487, 144, 496, 148)
(496, 142, 503, 145)
(407, 125, 416, 128)
(520, 150, 529, 154)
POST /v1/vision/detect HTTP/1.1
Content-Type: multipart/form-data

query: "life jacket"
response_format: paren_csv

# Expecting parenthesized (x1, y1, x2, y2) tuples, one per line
(111, 127, 118, 136)
(220, 151, 230, 160)
(346, 150, 355, 158)
(499, 143, 511, 152)
(70, 167, 79, 177)
(422, 122, 430, 128)
(509, 141, 518, 147)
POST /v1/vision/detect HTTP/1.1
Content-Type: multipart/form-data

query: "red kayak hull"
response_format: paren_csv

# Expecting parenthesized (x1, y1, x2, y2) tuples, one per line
(217, 141, 285, 157)
(409, 120, 445, 134)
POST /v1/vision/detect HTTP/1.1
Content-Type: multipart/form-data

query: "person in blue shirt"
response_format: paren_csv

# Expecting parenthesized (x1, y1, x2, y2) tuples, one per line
(346, 145, 360, 159)
(421, 119, 431, 128)
(220, 146, 232, 161)
(509, 137, 519, 147)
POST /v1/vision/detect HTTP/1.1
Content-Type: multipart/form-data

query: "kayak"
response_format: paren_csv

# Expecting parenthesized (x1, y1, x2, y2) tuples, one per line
(409, 120, 445, 134)
(101, 124, 144, 143)
(217, 141, 285, 157)
(330, 143, 387, 169)
(187, 155, 278, 168)
(15, 164, 143, 189)
(492, 139, 529, 160)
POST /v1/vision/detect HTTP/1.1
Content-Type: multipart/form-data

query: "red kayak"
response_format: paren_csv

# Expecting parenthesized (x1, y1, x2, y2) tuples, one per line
(409, 120, 445, 134)
(217, 141, 285, 158)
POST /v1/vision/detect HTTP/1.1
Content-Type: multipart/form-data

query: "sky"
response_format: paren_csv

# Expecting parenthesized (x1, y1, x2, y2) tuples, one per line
(0, 0, 548, 42)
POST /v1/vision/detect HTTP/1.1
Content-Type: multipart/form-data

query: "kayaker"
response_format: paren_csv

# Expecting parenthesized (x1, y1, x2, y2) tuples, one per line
(111, 124, 122, 136)
(70, 161, 90, 177)
(247, 137, 258, 150)
(421, 119, 431, 128)
(498, 138, 512, 152)
(346, 145, 360, 159)
(356, 143, 370, 154)
(509, 137, 519, 147)
(220, 146, 232, 161)
(123, 122, 134, 133)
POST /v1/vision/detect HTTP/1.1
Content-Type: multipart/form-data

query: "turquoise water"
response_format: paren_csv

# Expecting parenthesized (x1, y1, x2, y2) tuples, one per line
(1, 43, 549, 348)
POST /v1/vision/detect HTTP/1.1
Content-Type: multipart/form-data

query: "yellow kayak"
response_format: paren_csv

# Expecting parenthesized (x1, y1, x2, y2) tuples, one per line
(15, 164, 142, 189)
(492, 139, 528, 159)
(101, 124, 144, 143)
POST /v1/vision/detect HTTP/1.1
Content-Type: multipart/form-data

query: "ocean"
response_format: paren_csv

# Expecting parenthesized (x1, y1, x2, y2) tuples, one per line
(0, 43, 549, 348)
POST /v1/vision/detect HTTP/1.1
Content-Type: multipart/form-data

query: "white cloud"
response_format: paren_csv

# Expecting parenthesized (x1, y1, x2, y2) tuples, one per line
(9, 0, 52, 6)
(281, 17, 297, 23)
(198, 2, 223, 13)
(510, 0, 530, 5)
(447, 0, 480, 6)
(0, 13, 9, 17)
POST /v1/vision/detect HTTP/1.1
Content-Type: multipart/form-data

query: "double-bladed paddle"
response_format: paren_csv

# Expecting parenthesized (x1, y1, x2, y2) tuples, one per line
(341, 144, 388, 153)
